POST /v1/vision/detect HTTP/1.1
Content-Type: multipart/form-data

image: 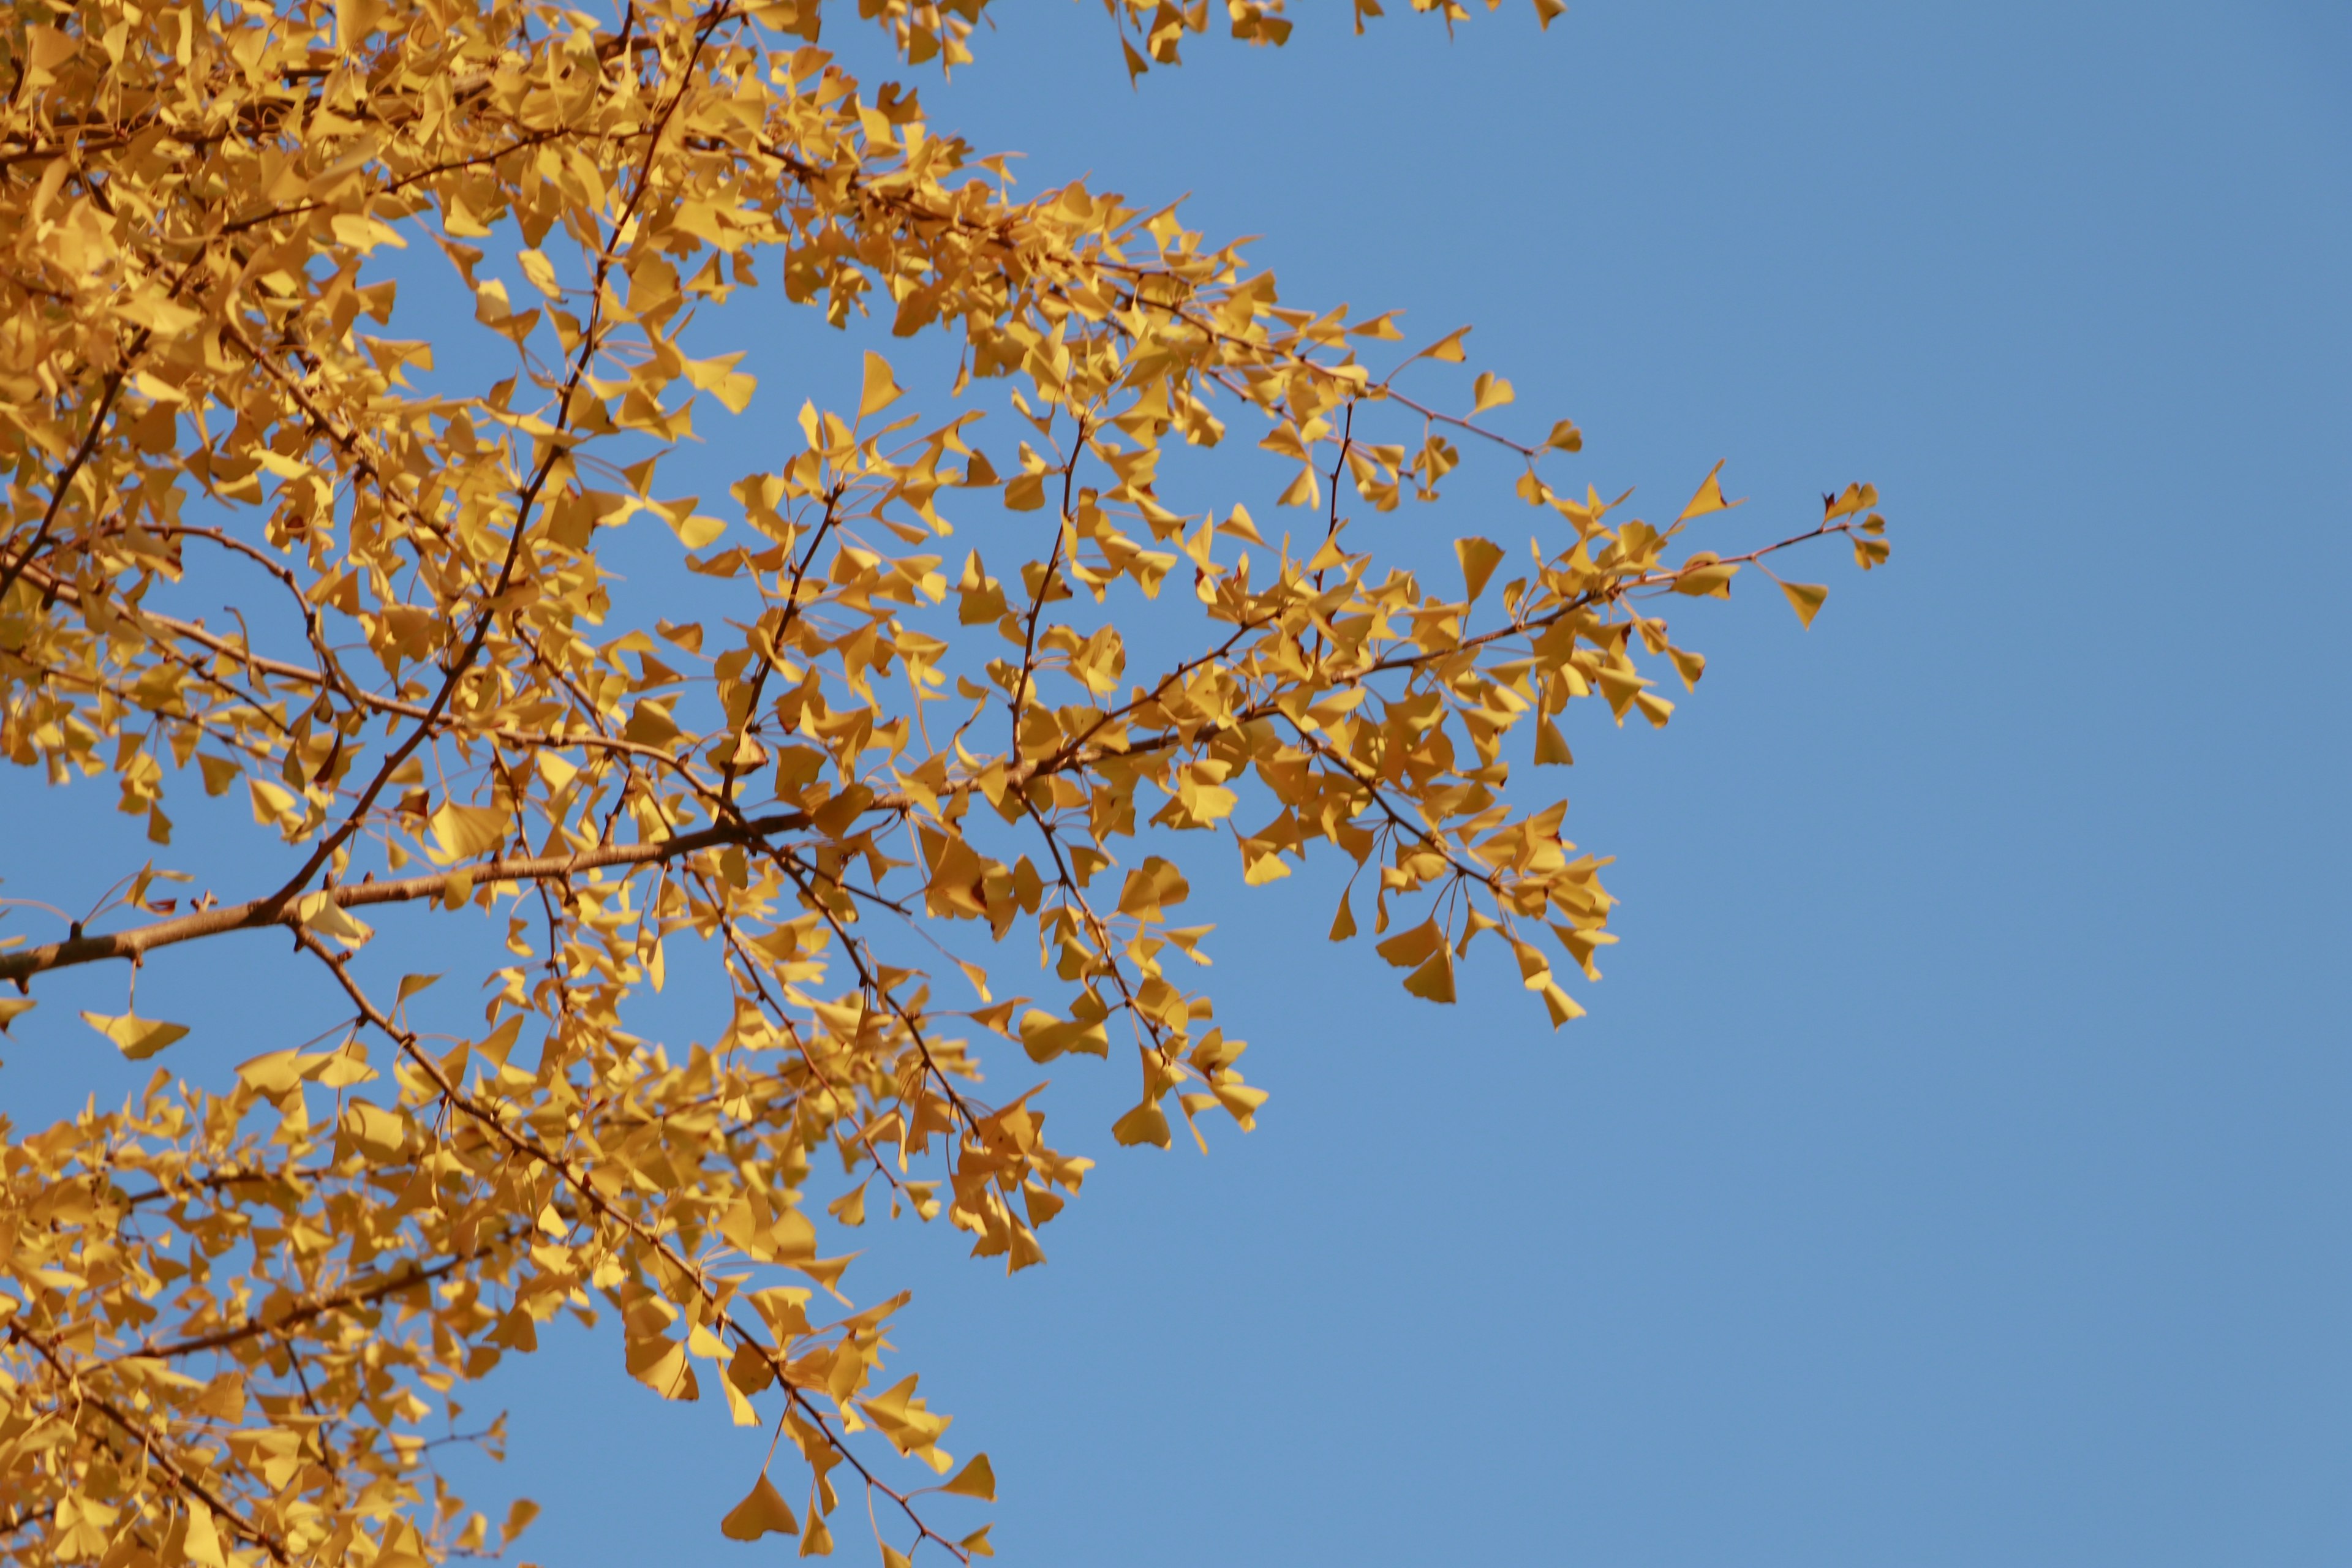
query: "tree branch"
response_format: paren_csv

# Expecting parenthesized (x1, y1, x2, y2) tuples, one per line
(0, 810, 808, 985)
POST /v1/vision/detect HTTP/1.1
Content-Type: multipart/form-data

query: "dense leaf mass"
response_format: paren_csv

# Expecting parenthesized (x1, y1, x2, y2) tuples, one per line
(0, 0, 1888, 1561)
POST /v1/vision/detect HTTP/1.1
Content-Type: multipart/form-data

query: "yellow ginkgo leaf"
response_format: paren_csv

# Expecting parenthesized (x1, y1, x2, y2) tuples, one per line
(81, 1011, 189, 1060)
(1221, 505, 1267, 545)
(1781, 581, 1830, 627)
(1414, 325, 1471, 363)
(500, 1500, 541, 1550)
(295, 891, 374, 948)
(183, 1499, 225, 1568)
(1112, 1098, 1172, 1148)
(1002, 472, 1047, 511)
(942, 1453, 997, 1501)
(516, 247, 560, 300)
(1471, 371, 1515, 413)
(248, 776, 296, 826)
(1403, 948, 1457, 1005)
(1677, 460, 1744, 523)
(1455, 535, 1505, 601)
(624, 1335, 699, 1401)
(1825, 481, 1881, 521)
(685, 352, 758, 414)
(1673, 554, 1740, 598)
(1374, 917, 1446, 970)
(1329, 889, 1357, 941)
(859, 351, 903, 419)
(335, 0, 382, 54)
(720, 1473, 800, 1540)
(429, 801, 508, 862)
(663, 509, 726, 550)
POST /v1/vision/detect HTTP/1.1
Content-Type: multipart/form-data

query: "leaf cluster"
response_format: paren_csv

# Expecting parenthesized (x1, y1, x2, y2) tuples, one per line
(0, 1, 1888, 1562)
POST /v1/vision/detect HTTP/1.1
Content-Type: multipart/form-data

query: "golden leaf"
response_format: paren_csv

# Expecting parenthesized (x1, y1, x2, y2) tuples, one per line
(516, 247, 561, 300)
(1112, 1099, 1172, 1148)
(1415, 326, 1471, 363)
(1781, 581, 1830, 627)
(942, 1453, 997, 1501)
(429, 802, 508, 863)
(80, 1010, 189, 1060)
(296, 891, 374, 948)
(1677, 460, 1744, 523)
(184, 1499, 226, 1568)
(335, 0, 382, 53)
(721, 1474, 801, 1540)
(860, 352, 903, 420)
(1329, 890, 1358, 941)
(1673, 554, 1740, 598)
(1455, 536, 1506, 601)
(1003, 472, 1048, 511)
(1402, 948, 1457, 1005)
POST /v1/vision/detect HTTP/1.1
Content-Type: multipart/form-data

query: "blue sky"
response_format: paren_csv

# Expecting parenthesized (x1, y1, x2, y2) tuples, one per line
(6, 2, 2347, 1564)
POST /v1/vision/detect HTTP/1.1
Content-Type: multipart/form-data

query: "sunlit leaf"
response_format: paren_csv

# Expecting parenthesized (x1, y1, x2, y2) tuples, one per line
(942, 1453, 997, 1501)
(1677, 460, 1744, 523)
(720, 1474, 801, 1540)
(1780, 580, 1830, 627)
(80, 1010, 189, 1060)
(860, 352, 903, 420)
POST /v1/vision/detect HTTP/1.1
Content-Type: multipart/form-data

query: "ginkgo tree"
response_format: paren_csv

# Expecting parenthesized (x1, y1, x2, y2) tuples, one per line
(0, 0, 1891, 1562)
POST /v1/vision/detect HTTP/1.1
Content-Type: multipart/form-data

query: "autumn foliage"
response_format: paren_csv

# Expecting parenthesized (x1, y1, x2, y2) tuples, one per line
(0, 0, 1890, 1562)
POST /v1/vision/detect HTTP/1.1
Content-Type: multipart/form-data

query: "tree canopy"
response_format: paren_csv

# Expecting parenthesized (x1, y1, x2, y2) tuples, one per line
(0, 1, 1890, 1562)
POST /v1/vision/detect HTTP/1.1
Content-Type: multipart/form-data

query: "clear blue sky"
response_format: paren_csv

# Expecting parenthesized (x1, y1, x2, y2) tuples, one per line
(6, 2, 2346, 1564)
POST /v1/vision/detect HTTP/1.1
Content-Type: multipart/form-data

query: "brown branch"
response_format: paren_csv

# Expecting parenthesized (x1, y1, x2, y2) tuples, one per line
(0, 362, 134, 608)
(1006, 429, 1085, 748)
(0, 809, 808, 984)
(254, 0, 721, 910)
(294, 932, 967, 1562)
(4, 1322, 292, 1564)
(123, 1233, 521, 1363)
